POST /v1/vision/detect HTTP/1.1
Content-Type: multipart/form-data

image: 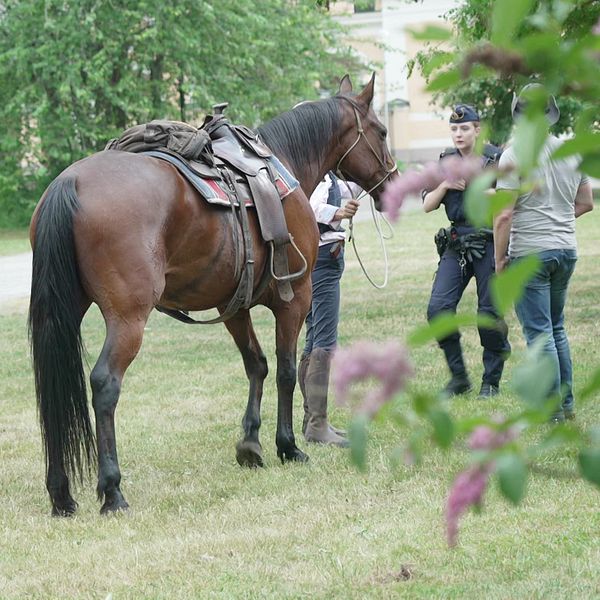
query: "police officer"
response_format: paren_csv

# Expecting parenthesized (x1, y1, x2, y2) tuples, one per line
(422, 104, 510, 398)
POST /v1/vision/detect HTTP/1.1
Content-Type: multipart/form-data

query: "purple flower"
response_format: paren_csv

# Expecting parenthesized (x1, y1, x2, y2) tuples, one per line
(468, 422, 518, 451)
(446, 464, 493, 547)
(332, 340, 413, 417)
(381, 156, 483, 223)
(446, 417, 520, 546)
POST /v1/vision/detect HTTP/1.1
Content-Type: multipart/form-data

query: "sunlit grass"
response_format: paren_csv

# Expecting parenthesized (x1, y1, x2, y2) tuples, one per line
(0, 209, 598, 598)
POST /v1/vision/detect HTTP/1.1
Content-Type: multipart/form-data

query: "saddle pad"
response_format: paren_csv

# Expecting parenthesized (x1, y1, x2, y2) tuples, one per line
(141, 150, 298, 207)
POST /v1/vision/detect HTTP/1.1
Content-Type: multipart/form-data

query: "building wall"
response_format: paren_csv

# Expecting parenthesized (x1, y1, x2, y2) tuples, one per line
(334, 0, 459, 163)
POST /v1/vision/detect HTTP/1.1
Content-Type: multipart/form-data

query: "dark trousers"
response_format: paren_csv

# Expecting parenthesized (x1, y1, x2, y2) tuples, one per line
(427, 240, 510, 386)
(303, 242, 345, 355)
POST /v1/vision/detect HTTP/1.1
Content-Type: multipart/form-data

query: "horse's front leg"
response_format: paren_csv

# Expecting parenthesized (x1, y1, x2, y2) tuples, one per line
(273, 303, 310, 464)
(223, 310, 268, 468)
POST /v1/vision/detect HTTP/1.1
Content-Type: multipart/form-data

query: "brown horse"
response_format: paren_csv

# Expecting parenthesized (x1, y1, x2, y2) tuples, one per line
(28, 74, 397, 516)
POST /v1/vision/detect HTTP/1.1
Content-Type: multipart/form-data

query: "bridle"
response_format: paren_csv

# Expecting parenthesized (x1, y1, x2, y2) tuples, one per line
(334, 98, 397, 289)
(334, 98, 398, 200)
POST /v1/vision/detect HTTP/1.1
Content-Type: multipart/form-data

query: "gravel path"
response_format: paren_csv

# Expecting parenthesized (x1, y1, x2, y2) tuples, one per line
(0, 252, 32, 306)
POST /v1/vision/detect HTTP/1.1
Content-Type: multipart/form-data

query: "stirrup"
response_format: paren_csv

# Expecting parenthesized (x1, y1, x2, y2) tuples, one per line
(269, 237, 307, 282)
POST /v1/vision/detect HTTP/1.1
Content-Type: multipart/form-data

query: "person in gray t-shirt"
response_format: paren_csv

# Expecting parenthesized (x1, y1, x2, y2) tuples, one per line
(494, 84, 594, 422)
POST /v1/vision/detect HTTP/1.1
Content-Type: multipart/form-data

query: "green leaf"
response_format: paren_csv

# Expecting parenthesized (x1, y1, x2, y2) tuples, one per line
(496, 453, 528, 504)
(408, 312, 496, 347)
(552, 133, 600, 160)
(422, 52, 454, 78)
(490, 255, 540, 315)
(426, 68, 460, 92)
(413, 392, 435, 417)
(580, 366, 600, 401)
(349, 414, 369, 472)
(464, 171, 497, 227)
(579, 448, 600, 488)
(511, 337, 557, 409)
(512, 114, 550, 177)
(579, 153, 600, 178)
(429, 409, 455, 449)
(529, 425, 581, 457)
(491, 0, 535, 46)
(408, 25, 452, 42)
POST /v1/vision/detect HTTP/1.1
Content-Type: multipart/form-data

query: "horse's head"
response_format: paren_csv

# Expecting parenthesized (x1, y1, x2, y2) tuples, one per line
(335, 74, 398, 210)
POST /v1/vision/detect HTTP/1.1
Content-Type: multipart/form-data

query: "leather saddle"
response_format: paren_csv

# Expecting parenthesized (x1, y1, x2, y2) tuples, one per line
(105, 106, 307, 323)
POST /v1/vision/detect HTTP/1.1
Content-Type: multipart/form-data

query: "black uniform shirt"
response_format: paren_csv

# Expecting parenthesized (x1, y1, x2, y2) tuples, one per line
(436, 144, 501, 233)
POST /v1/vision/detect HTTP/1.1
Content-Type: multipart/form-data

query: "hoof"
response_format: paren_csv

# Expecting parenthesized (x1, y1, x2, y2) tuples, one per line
(236, 440, 264, 468)
(51, 501, 77, 517)
(278, 446, 309, 464)
(100, 500, 129, 515)
(100, 491, 129, 515)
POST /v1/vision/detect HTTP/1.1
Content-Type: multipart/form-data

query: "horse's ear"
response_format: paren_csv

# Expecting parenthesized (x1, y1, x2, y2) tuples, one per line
(356, 73, 376, 107)
(338, 74, 353, 95)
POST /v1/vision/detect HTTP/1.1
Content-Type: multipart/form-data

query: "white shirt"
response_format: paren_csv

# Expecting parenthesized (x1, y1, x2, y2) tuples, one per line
(309, 173, 362, 246)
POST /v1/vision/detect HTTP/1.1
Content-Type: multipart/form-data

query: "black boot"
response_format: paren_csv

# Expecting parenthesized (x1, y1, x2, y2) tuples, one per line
(444, 373, 472, 396)
(441, 339, 472, 396)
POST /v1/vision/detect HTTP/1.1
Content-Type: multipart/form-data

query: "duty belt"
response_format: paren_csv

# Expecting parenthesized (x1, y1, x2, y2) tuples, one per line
(434, 227, 493, 275)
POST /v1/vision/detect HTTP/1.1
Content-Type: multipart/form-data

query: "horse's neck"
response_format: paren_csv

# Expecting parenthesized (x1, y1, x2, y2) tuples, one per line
(294, 142, 341, 198)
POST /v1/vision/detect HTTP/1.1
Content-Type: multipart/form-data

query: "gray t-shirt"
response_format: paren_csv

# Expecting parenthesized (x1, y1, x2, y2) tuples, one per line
(497, 135, 589, 257)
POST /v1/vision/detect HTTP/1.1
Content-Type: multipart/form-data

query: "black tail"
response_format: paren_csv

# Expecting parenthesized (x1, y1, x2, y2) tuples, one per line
(28, 176, 95, 483)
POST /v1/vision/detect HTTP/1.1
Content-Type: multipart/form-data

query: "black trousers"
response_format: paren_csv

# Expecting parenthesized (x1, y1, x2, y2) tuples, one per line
(426, 240, 510, 386)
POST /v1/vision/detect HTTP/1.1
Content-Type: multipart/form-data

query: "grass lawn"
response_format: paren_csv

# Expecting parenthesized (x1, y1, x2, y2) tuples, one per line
(0, 208, 598, 599)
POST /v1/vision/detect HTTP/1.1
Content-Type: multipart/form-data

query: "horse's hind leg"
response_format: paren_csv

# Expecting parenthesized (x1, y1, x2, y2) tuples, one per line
(90, 310, 150, 514)
(223, 310, 268, 468)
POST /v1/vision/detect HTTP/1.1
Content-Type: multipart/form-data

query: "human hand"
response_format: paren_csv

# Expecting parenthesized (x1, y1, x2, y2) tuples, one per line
(335, 199, 360, 220)
(445, 178, 466, 191)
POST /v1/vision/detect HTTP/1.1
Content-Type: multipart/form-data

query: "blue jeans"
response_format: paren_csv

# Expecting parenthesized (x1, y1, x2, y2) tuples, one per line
(514, 249, 577, 413)
(303, 242, 345, 354)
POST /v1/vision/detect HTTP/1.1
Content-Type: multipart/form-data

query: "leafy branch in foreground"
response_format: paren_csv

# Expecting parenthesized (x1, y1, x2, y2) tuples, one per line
(335, 1, 600, 547)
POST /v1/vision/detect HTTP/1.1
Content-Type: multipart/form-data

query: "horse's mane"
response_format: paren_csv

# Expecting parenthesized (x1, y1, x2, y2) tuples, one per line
(257, 97, 343, 174)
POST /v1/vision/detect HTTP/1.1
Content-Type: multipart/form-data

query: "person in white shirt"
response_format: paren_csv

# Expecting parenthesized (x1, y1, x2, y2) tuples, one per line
(298, 172, 360, 447)
(494, 84, 594, 422)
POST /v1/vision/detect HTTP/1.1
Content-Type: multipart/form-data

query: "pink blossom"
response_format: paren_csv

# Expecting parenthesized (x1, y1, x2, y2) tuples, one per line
(332, 340, 413, 417)
(446, 417, 520, 546)
(468, 423, 518, 451)
(440, 155, 482, 184)
(593, 17, 600, 35)
(446, 464, 493, 547)
(381, 155, 483, 222)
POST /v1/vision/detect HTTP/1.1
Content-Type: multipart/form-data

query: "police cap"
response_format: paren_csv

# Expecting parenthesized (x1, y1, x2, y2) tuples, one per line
(449, 104, 480, 124)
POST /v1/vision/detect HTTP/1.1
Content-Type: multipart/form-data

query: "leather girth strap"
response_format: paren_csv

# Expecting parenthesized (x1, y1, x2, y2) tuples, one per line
(156, 171, 260, 325)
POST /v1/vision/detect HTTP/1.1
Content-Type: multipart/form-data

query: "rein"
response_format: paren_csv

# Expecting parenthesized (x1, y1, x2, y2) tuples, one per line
(335, 99, 397, 289)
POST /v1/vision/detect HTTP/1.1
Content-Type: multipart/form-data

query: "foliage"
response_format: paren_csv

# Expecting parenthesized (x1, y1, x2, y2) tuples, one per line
(409, 0, 600, 144)
(344, 0, 600, 546)
(0, 0, 362, 227)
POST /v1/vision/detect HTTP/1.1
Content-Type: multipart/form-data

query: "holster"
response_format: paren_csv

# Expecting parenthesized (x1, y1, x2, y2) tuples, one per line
(434, 227, 450, 258)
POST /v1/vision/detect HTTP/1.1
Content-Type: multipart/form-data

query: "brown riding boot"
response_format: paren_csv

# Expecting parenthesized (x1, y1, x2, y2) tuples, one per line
(299, 352, 346, 437)
(298, 353, 311, 435)
(304, 348, 349, 448)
